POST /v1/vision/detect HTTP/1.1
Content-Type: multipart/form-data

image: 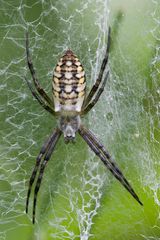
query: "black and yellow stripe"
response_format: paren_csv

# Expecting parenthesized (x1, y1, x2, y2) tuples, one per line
(52, 49, 86, 112)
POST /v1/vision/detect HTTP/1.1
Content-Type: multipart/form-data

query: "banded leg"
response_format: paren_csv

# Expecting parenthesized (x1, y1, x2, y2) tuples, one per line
(83, 27, 111, 108)
(26, 32, 53, 107)
(79, 125, 143, 206)
(26, 128, 60, 214)
(24, 77, 55, 115)
(32, 129, 61, 224)
(81, 71, 109, 115)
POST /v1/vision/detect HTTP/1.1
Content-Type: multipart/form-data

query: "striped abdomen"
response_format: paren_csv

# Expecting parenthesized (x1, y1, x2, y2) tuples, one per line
(52, 49, 86, 113)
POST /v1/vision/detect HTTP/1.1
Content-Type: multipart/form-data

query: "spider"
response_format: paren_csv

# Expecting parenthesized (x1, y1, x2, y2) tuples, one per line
(25, 27, 142, 224)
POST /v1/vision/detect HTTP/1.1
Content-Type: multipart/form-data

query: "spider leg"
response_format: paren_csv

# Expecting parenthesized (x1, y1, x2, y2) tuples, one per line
(26, 32, 54, 107)
(24, 77, 55, 115)
(26, 128, 60, 214)
(83, 26, 111, 109)
(81, 71, 109, 115)
(79, 125, 143, 206)
(32, 129, 61, 224)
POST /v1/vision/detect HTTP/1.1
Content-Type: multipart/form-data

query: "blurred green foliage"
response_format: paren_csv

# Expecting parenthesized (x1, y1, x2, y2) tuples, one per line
(0, 0, 160, 239)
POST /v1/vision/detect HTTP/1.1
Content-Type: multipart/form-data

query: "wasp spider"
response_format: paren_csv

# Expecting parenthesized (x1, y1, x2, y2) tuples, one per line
(25, 28, 142, 224)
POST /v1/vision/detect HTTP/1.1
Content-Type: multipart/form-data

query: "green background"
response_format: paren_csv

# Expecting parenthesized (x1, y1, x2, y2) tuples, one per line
(0, 0, 160, 239)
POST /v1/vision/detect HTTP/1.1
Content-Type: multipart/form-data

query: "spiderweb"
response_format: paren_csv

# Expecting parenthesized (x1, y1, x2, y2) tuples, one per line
(0, 0, 159, 240)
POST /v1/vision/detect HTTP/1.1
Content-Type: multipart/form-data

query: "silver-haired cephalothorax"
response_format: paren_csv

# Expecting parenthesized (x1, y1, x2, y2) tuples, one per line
(25, 27, 142, 224)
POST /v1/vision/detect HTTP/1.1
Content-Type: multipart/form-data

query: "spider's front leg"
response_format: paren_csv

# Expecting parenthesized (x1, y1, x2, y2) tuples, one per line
(26, 128, 61, 224)
(79, 125, 143, 206)
(32, 129, 61, 224)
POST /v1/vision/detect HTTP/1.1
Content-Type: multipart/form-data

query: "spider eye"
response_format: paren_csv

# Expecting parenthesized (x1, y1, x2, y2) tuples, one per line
(63, 125, 76, 142)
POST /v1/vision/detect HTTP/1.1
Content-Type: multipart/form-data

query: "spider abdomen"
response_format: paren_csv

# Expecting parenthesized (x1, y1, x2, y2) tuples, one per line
(52, 49, 86, 113)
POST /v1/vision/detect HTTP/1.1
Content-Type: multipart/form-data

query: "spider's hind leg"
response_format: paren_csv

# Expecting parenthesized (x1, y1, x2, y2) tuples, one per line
(24, 77, 55, 115)
(82, 26, 111, 113)
(81, 71, 109, 115)
(26, 31, 54, 107)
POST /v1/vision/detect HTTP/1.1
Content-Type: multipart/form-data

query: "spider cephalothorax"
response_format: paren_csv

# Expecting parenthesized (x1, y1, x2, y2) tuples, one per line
(25, 27, 142, 224)
(59, 115, 81, 142)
